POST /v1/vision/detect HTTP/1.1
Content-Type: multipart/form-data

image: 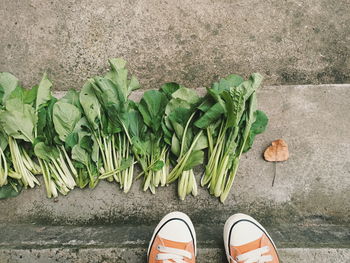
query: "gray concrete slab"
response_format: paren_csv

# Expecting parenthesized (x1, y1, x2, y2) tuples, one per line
(0, 84, 349, 227)
(1, 224, 349, 249)
(0, 248, 349, 263)
(1, 0, 350, 91)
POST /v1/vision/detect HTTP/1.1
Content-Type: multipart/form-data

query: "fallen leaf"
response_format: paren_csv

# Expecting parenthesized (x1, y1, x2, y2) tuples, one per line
(264, 139, 289, 162)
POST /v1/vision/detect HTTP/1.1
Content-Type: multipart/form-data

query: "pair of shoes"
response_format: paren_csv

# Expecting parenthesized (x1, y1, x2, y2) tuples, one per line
(148, 212, 279, 263)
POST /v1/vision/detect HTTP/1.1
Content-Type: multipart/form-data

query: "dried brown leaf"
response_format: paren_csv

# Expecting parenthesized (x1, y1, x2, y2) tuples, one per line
(264, 139, 289, 162)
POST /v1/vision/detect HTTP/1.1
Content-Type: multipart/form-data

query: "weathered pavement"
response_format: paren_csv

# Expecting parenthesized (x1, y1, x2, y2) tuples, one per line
(1, 0, 350, 91)
(0, 248, 349, 263)
(0, 84, 349, 262)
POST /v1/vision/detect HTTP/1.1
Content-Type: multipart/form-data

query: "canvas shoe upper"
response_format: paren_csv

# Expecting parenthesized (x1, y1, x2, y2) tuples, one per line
(224, 213, 279, 263)
(148, 212, 196, 263)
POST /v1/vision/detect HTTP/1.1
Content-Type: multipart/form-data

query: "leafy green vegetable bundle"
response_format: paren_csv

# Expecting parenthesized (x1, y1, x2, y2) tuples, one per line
(195, 74, 268, 202)
(79, 58, 139, 193)
(0, 73, 41, 198)
(0, 59, 267, 203)
(132, 88, 170, 194)
(163, 86, 208, 200)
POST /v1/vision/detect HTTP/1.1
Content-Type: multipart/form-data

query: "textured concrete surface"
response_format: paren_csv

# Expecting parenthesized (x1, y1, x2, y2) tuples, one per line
(0, 84, 349, 227)
(0, 248, 349, 263)
(1, 224, 349, 249)
(2, 224, 348, 261)
(1, 0, 350, 91)
(0, 85, 349, 262)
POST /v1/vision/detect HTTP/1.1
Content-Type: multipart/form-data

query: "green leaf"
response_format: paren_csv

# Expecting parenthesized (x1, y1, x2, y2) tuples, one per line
(92, 77, 126, 112)
(61, 89, 81, 108)
(224, 86, 246, 128)
(106, 58, 140, 97)
(4, 84, 38, 106)
(0, 99, 37, 142)
(0, 72, 19, 104)
(161, 121, 172, 145)
(53, 101, 81, 142)
(171, 134, 181, 156)
(198, 97, 214, 112)
(131, 137, 148, 156)
(138, 90, 168, 132)
(0, 183, 22, 199)
(150, 160, 164, 171)
(183, 150, 204, 170)
(71, 117, 99, 162)
(128, 76, 140, 92)
(193, 132, 208, 151)
(7, 86, 25, 102)
(36, 98, 58, 145)
(243, 110, 268, 153)
(73, 117, 91, 134)
(238, 92, 257, 154)
(160, 82, 181, 98)
(168, 118, 185, 140)
(65, 132, 78, 149)
(119, 157, 134, 171)
(7, 85, 39, 107)
(80, 135, 93, 153)
(0, 85, 3, 104)
(109, 57, 126, 70)
(165, 98, 191, 115)
(168, 107, 191, 127)
(90, 136, 99, 163)
(126, 110, 145, 138)
(251, 110, 268, 134)
(172, 87, 200, 105)
(194, 102, 225, 129)
(36, 73, 52, 109)
(0, 131, 8, 150)
(225, 74, 245, 87)
(214, 74, 244, 92)
(79, 81, 101, 130)
(242, 73, 263, 100)
(23, 85, 38, 105)
(72, 144, 89, 166)
(34, 142, 59, 161)
(36, 107, 47, 137)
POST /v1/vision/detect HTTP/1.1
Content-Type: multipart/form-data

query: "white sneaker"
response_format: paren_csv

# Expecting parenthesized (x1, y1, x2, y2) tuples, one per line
(224, 213, 279, 263)
(148, 211, 196, 263)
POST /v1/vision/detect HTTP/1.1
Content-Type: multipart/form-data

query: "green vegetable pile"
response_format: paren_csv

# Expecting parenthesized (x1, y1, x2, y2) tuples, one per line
(0, 59, 268, 203)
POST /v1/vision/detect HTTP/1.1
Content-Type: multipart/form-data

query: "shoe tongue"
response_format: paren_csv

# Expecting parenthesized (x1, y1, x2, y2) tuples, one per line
(232, 237, 262, 255)
(159, 237, 191, 263)
(161, 237, 188, 250)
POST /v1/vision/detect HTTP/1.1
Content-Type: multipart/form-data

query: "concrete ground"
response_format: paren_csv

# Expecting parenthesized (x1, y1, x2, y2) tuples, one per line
(1, 248, 350, 263)
(1, 85, 349, 226)
(0, 85, 349, 262)
(1, 0, 350, 91)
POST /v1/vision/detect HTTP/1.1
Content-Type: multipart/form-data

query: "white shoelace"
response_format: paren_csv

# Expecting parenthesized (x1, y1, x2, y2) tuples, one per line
(156, 245, 192, 263)
(230, 246, 273, 263)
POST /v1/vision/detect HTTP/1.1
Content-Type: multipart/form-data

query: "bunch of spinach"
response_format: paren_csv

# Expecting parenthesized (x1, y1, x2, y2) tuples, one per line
(133, 88, 170, 193)
(195, 73, 268, 202)
(34, 74, 78, 198)
(0, 128, 23, 198)
(55, 89, 100, 189)
(80, 58, 139, 193)
(0, 73, 41, 191)
(163, 86, 208, 200)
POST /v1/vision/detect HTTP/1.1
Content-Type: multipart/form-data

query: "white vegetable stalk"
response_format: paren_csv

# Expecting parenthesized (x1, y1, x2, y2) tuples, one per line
(8, 137, 40, 188)
(0, 146, 8, 186)
(98, 132, 135, 193)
